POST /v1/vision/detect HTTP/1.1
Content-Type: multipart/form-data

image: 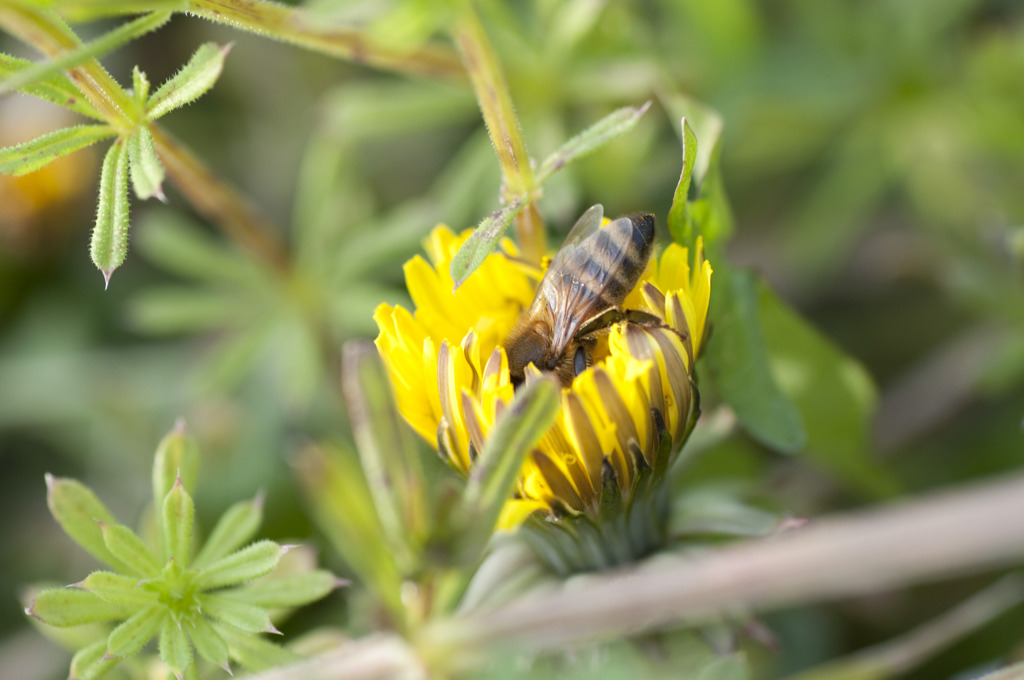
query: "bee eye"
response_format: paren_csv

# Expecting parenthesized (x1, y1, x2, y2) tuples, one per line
(573, 346, 587, 377)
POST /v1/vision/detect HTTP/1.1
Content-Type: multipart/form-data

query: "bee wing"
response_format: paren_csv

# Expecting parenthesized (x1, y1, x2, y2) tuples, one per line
(540, 213, 636, 355)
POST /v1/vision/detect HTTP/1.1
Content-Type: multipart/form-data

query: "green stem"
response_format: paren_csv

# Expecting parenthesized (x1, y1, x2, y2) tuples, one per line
(452, 5, 546, 260)
(150, 125, 289, 272)
(187, 0, 464, 80)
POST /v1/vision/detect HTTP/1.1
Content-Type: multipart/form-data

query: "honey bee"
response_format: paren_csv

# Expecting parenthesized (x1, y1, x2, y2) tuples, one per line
(505, 204, 656, 387)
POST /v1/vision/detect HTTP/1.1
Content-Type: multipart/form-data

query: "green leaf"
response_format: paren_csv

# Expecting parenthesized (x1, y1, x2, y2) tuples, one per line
(0, 11, 173, 97)
(0, 53, 102, 120)
(191, 495, 263, 571)
(159, 615, 193, 677)
(758, 282, 900, 498)
(100, 522, 162, 577)
(703, 268, 807, 453)
(147, 43, 231, 120)
(127, 125, 166, 200)
(196, 540, 283, 590)
(131, 66, 150, 105)
(460, 376, 561, 550)
(56, 0, 185, 22)
(232, 570, 341, 609)
(27, 587, 131, 626)
(106, 604, 165, 659)
(90, 139, 131, 288)
(186, 614, 230, 671)
(199, 594, 276, 633)
(69, 639, 120, 680)
(152, 419, 200, 506)
(534, 102, 651, 185)
(162, 477, 194, 566)
(78, 571, 157, 607)
(0, 125, 114, 176)
(215, 625, 301, 673)
(449, 199, 523, 288)
(342, 342, 425, 558)
(667, 117, 699, 246)
(46, 474, 127, 572)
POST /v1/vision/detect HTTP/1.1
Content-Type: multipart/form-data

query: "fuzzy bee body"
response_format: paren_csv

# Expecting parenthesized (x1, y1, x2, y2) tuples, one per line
(505, 205, 656, 386)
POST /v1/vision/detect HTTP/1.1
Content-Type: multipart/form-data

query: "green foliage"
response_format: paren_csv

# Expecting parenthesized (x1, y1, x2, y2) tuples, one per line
(26, 423, 340, 679)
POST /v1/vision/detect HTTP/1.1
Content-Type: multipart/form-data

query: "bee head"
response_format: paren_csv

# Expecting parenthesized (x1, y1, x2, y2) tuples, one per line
(505, 324, 549, 385)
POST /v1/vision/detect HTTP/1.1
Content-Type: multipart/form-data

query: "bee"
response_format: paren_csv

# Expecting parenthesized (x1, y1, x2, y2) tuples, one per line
(505, 204, 657, 387)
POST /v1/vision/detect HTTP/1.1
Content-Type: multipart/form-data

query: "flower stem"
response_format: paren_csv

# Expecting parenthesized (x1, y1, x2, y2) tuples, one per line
(452, 5, 546, 261)
(149, 125, 289, 272)
(187, 0, 464, 80)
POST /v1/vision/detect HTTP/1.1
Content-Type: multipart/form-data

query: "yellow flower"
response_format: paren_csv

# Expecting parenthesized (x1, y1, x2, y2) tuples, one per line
(374, 215, 712, 541)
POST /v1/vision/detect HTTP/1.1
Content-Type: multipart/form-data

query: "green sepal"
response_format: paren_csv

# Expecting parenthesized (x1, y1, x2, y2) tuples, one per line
(27, 587, 131, 627)
(191, 495, 263, 570)
(77, 571, 157, 607)
(69, 639, 120, 680)
(152, 419, 200, 507)
(231, 570, 341, 609)
(187, 613, 230, 671)
(90, 138, 131, 288)
(147, 43, 231, 120)
(667, 117, 699, 246)
(0, 124, 114, 177)
(100, 522, 162, 577)
(215, 625, 301, 673)
(159, 615, 193, 678)
(195, 540, 283, 589)
(449, 199, 523, 289)
(199, 593, 276, 633)
(161, 476, 194, 566)
(534, 102, 651, 185)
(105, 604, 165, 659)
(45, 474, 126, 572)
(127, 124, 166, 201)
(459, 376, 560, 556)
(0, 53, 103, 120)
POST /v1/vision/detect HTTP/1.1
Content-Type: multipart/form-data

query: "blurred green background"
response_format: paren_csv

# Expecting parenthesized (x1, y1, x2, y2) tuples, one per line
(2, 0, 1023, 678)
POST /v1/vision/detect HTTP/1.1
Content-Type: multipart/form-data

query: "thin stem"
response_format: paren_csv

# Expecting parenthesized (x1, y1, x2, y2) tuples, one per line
(150, 125, 289, 272)
(187, 0, 464, 80)
(453, 5, 546, 260)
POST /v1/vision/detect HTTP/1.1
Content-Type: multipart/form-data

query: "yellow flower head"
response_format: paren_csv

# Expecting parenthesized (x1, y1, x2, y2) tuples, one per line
(374, 211, 712, 536)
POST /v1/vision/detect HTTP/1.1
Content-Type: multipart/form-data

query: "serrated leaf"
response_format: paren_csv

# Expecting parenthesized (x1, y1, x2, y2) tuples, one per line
(69, 639, 119, 680)
(159, 615, 193, 676)
(232, 570, 340, 609)
(106, 604, 164, 659)
(132, 66, 150, 105)
(535, 102, 651, 185)
(100, 522, 161, 577)
(187, 614, 229, 670)
(191, 496, 263, 570)
(0, 53, 103, 120)
(196, 540, 282, 589)
(162, 478, 194, 566)
(127, 125, 165, 200)
(153, 420, 200, 506)
(449, 199, 523, 288)
(78, 571, 157, 607)
(0, 11, 172, 97)
(0, 125, 114, 177)
(57, 0, 185, 22)
(215, 625, 301, 673)
(90, 139, 131, 287)
(28, 587, 131, 626)
(199, 593, 275, 633)
(758, 282, 900, 498)
(46, 474, 127, 571)
(703, 267, 807, 453)
(461, 376, 560, 550)
(147, 43, 231, 119)
(667, 117, 699, 246)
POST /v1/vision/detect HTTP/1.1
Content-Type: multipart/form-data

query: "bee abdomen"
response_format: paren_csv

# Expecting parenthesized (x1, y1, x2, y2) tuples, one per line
(598, 213, 655, 306)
